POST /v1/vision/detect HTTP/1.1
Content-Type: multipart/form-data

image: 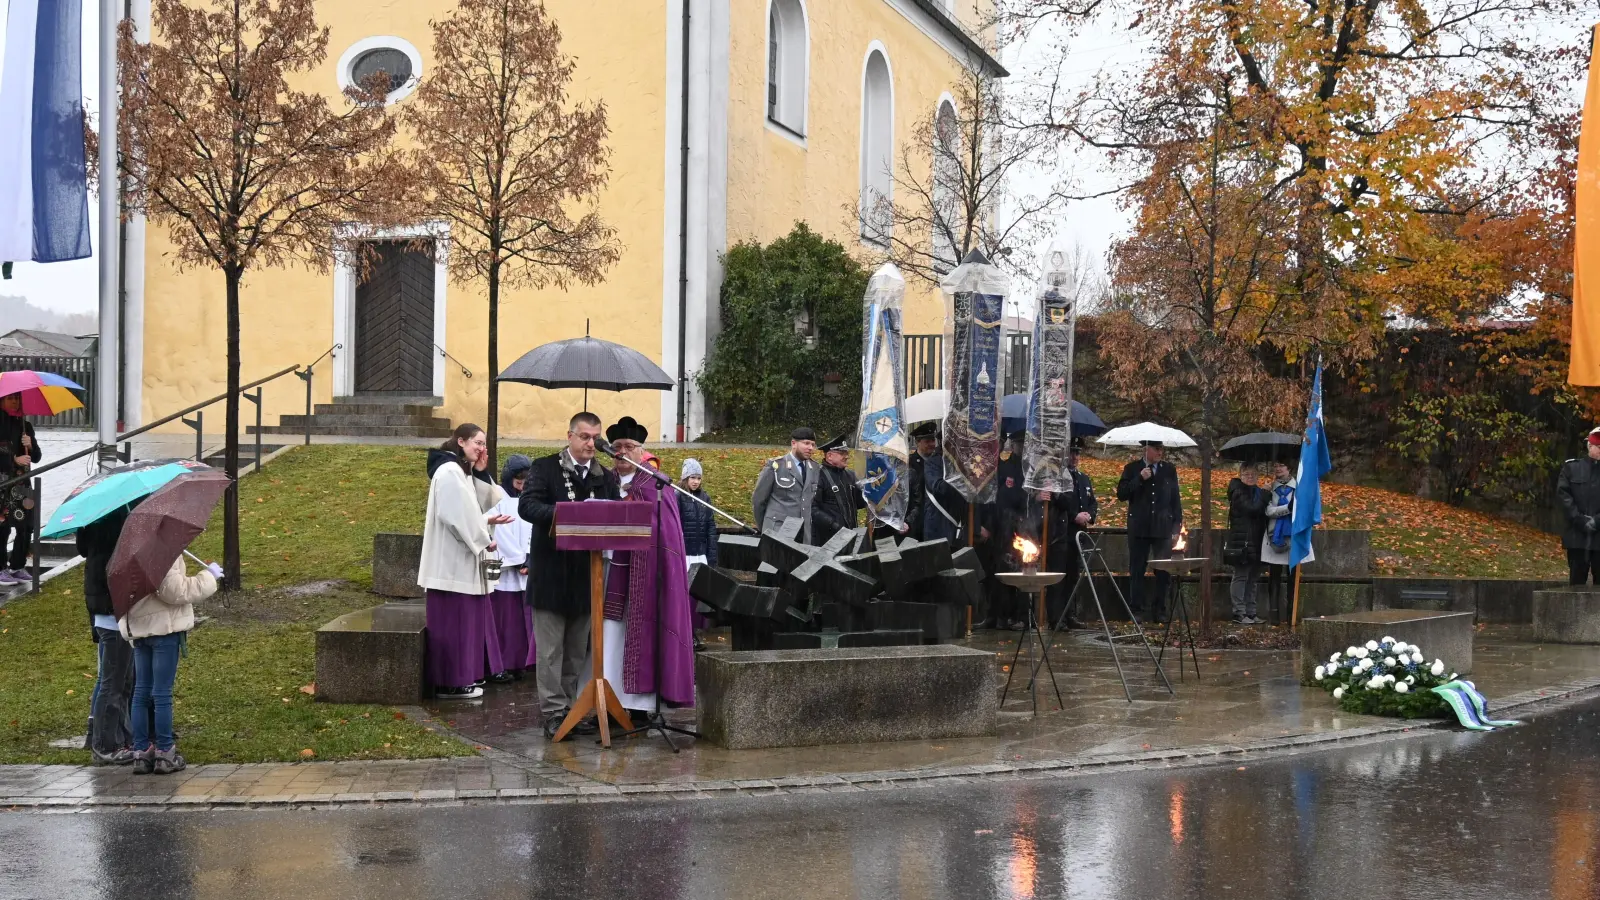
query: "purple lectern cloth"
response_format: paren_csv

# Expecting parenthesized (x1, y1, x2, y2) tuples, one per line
(554, 501, 654, 551)
(425, 589, 503, 688)
(489, 589, 535, 671)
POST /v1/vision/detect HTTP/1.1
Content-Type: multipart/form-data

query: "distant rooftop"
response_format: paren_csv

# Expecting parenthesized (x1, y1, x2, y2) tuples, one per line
(0, 329, 98, 358)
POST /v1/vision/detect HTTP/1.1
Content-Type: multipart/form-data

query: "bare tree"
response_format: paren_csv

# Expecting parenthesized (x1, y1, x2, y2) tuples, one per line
(866, 67, 1069, 286)
(404, 0, 619, 467)
(119, 0, 407, 589)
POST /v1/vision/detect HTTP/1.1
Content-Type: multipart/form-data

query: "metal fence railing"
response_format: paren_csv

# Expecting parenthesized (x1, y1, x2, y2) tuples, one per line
(1005, 333, 1032, 397)
(0, 355, 95, 429)
(904, 334, 943, 394)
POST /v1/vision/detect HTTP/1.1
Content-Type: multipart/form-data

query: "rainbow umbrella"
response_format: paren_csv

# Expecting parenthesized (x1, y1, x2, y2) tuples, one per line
(0, 369, 86, 415)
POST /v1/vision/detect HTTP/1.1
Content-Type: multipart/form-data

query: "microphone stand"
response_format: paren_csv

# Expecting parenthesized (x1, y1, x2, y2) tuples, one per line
(593, 442, 702, 751)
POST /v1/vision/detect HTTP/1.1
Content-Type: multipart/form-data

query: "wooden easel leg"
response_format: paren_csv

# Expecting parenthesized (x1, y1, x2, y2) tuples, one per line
(553, 682, 597, 743)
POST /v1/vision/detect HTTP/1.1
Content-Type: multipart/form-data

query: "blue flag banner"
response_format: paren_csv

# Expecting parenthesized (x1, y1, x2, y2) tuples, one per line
(856, 264, 910, 530)
(940, 255, 1009, 502)
(0, 0, 91, 264)
(1290, 366, 1330, 568)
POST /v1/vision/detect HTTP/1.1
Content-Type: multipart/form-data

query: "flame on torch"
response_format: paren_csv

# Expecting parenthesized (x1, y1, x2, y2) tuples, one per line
(1172, 525, 1188, 553)
(1013, 535, 1040, 565)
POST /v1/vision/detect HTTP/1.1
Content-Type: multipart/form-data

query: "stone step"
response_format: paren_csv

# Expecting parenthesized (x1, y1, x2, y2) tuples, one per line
(280, 413, 447, 428)
(313, 403, 442, 417)
(251, 424, 455, 438)
(202, 444, 284, 470)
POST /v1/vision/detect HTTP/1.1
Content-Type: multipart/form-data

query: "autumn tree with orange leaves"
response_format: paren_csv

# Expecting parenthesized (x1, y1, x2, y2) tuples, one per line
(1010, 0, 1589, 622)
(118, 0, 407, 588)
(404, 0, 619, 468)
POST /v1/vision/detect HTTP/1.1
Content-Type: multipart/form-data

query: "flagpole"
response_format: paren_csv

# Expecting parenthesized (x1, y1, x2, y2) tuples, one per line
(96, 0, 121, 458)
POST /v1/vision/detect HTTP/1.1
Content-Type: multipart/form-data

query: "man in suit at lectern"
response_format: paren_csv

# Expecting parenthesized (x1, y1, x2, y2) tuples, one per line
(521, 411, 621, 739)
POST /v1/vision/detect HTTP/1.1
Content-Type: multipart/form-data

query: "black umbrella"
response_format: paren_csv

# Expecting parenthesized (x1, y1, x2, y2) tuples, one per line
(1219, 432, 1303, 464)
(497, 333, 674, 409)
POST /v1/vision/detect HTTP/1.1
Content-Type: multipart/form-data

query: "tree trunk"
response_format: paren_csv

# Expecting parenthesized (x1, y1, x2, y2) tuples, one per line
(487, 255, 500, 474)
(223, 265, 242, 591)
(1197, 389, 1219, 637)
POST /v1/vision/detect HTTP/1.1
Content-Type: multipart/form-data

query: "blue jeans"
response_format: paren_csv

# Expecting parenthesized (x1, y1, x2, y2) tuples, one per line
(130, 632, 184, 752)
(89, 627, 135, 755)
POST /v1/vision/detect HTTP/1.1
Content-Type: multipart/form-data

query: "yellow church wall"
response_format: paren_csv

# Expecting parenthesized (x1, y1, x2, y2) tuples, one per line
(723, 1, 978, 340)
(138, 0, 669, 439)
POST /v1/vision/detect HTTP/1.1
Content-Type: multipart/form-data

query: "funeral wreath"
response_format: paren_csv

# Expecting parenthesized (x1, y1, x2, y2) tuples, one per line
(1311, 636, 1457, 719)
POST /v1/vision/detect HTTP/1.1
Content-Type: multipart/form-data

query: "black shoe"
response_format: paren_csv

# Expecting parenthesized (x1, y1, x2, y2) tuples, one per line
(572, 718, 600, 736)
(693, 637, 707, 652)
(488, 671, 515, 685)
(543, 719, 567, 741)
(436, 685, 485, 700)
(1063, 617, 1086, 630)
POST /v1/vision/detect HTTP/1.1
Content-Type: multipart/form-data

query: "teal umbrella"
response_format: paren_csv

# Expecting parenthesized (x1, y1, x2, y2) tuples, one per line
(42, 459, 216, 538)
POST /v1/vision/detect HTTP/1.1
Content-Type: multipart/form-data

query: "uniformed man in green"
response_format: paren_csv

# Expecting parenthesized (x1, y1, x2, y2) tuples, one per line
(753, 427, 820, 543)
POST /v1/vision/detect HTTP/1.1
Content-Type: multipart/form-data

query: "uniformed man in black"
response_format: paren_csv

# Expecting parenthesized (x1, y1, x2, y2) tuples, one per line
(811, 433, 863, 544)
(1116, 440, 1183, 621)
(1043, 441, 1097, 628)
(1558, 427, 1600, 584)
(904, 423, 938, 541)
(981, 432, 1030, 630)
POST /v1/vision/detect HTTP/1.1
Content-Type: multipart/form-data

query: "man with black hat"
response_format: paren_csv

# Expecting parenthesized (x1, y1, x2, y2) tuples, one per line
(1042, 441, 1097, 628)
(753, 427, 820, 542)
(904, 423, 939, 541)
(1117, 440, 1183, 621)
(1558, 426, 1600, 584)
(811, 433, 862, 544)
(605, 416, 649, 493)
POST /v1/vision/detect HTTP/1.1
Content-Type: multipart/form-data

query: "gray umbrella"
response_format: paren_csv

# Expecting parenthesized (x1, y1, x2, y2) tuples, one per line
(497, 335, 674, 408)
(1219, 432, 1303, 464)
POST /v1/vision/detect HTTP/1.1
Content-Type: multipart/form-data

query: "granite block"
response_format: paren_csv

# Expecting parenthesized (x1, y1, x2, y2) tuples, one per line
(717, 534, 762, 572)
(1531, 588, 1600, 643)
(1298, 609, 1473, 681)
(315, 604, 426, 705)
(372, 533, 423, 599)
(695, 645, 997, 749)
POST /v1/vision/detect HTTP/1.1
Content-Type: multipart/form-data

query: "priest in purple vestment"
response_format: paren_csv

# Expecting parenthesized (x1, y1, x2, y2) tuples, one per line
(602, 451, 696, 707)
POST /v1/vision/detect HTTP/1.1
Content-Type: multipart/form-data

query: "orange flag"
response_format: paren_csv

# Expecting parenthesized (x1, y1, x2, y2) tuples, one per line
(1572, 24, 1600, 385)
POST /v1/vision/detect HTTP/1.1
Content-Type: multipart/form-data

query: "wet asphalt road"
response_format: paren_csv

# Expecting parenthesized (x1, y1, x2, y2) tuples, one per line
(5, 699, 1600, 900)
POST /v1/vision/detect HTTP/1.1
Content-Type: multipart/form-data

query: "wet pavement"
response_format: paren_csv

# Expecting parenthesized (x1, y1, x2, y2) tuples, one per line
(427, 627, 1600, 787)
(5, 693, 1600, 899)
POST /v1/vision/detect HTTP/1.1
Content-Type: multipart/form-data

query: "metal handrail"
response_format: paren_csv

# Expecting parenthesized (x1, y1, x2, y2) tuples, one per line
(435, 344, 472, 379)
(305, 342, 341, 372)
(0, 364, 302, 492)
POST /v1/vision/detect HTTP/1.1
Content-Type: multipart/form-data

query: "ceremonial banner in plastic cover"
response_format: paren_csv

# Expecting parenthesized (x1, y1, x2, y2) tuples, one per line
(856, 263, 910, 530)
(940, 252, 1008, 502)
(1024, 247, 1078, 492)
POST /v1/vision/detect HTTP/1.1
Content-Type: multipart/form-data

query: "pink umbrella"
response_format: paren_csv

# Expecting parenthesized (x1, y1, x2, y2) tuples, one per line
(0, 369, 86, 415)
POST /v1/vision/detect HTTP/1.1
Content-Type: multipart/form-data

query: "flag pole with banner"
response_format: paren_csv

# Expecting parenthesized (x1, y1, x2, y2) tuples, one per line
(856, 263, 910, 532)
(940, 249, 1008, 503)
(1289, 364, 1330, 626)
(1023, 244, 1078, 494)
(1572, 24, 1600, 386)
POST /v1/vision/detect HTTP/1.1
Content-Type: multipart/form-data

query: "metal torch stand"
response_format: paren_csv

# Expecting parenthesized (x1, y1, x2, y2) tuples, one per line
(999, 582, 1065, 717)
(1148, 557, 1204, 682)
(1045, 531, 1174, 702)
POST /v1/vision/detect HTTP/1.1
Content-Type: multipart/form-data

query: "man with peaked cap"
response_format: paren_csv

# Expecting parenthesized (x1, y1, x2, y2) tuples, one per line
(980, 431, 1030, 629)
(753, 427, 821, 542)
(1116, 439, 1183, 622)
(904, 422, 940, 541)
(1559, 426, 1600, 584)
(811, 433, 863, 545)
(1042, 439, 1097, 628)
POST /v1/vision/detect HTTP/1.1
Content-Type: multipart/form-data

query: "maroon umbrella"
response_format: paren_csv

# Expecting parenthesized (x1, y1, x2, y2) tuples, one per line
(106, 469, 233, 617)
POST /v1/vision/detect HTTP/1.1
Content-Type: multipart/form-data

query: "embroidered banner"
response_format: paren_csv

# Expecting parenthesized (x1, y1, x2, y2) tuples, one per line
(1024, 249, 1078, 493)
(940, 254, 1007, 502)
(855, 263, 909, 530)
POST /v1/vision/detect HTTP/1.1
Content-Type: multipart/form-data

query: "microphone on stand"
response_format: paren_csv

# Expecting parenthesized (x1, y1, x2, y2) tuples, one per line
(594, 437, 618, 458)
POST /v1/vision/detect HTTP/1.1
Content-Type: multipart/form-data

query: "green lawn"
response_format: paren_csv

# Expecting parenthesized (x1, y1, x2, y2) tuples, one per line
(0, 445, 470, 765)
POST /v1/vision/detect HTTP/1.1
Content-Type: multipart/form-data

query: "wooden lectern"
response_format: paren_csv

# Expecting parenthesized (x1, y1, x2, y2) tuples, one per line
(552, 500, 654, 747)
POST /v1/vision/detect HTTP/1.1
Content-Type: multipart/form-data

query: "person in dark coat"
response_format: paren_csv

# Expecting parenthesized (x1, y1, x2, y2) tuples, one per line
(921, 447, 974, 545)
(811, 434, 862, 544)
(1558, 427, 1600, 584)
(1116, 440, 1183, 621)
(676, 458, 718, 567)
(1225, 462, 1270, 624)
(0, 392, 41, 585)
(904, 423, 938, 541)
(519, 411, 621, 738)
(981, 433, 1029, 630)
(77, 504, 136, 765)
(1043, 444, 1097, 628)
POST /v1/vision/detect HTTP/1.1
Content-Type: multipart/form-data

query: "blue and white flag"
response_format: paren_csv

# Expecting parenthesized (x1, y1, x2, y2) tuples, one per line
(1290, 366, 1330, 568)
(0, 0, 92, 264)
(856, 263, 909, 530)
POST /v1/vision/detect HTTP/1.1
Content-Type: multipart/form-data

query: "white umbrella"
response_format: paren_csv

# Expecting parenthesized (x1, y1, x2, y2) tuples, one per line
(903, 389, 949, 424)
(1097, 422, 1197, 448)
